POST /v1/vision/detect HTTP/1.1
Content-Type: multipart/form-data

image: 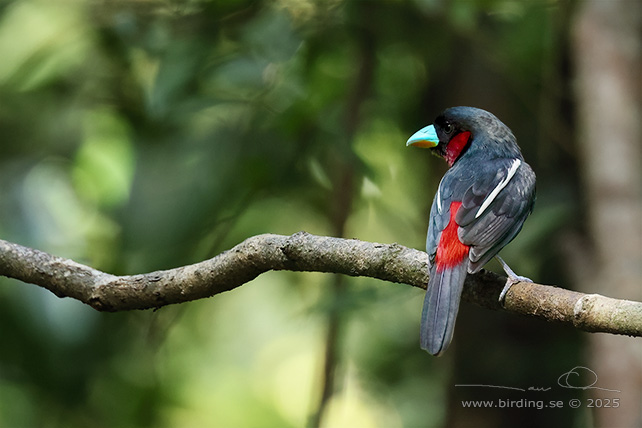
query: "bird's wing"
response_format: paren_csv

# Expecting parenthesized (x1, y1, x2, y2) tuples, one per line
(455, 158, 536, 273)
(425, 172, 473, 269)
(425, 178, 444, 270)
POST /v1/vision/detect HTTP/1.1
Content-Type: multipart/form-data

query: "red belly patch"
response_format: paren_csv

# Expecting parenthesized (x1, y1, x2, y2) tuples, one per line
(436, 201, 470, 272)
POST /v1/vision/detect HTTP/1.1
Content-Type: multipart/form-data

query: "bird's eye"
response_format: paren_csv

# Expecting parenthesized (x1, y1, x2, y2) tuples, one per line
(443, 123, 453, 134)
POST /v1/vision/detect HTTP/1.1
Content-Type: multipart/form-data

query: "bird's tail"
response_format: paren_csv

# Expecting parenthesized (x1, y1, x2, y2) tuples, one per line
(420, 261, 468, 356)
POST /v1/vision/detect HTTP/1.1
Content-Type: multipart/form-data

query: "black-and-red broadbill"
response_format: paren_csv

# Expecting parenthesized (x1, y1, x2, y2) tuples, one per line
(407, 106, 536, 356)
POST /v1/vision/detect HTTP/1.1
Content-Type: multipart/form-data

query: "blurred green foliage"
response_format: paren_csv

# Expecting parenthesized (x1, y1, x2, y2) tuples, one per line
(0, 1, 585, 427)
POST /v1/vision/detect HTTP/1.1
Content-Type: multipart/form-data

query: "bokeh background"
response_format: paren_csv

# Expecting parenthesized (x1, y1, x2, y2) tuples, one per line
(0, 1, 639, 427)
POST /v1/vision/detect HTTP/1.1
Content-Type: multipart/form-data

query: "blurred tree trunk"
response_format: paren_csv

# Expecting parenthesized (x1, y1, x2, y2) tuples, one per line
(573, 1, 642, 427)
(308, 5, 375, 426)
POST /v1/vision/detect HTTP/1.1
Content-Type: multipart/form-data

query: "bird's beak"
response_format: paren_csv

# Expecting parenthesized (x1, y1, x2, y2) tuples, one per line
(406, 124, 439, 148)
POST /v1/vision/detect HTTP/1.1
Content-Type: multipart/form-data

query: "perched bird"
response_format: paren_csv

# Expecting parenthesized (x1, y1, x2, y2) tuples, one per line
(407, 107, 536, 356)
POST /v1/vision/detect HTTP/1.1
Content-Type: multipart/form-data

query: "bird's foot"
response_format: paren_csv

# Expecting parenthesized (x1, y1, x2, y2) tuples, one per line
(496, 256, 533, 305)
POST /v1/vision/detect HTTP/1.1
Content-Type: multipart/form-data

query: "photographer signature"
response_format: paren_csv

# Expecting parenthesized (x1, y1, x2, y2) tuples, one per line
(455, 366, 621, 392)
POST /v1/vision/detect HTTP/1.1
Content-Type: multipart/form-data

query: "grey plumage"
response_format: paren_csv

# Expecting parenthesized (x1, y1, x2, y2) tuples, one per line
(418, 107, 536, 355)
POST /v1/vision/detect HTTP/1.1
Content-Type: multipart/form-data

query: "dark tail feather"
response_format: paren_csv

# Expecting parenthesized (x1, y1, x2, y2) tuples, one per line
(420, 262, 468, 356)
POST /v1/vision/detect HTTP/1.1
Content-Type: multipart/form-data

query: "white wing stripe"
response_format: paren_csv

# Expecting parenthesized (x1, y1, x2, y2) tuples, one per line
(436, 175, 445, 214)
(475, 159, 521, 219)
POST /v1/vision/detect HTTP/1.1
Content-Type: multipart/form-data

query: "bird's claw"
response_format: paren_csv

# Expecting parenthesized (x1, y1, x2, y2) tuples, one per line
(496, 256, 533, 305)
(498, 275, 531, 304)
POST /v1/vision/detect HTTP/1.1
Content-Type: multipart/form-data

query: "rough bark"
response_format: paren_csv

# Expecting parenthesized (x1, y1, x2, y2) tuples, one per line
(0, 232, 640, 337)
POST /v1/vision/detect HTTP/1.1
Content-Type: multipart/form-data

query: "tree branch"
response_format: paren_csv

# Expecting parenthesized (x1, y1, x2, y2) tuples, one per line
(0, 232, 640, 336)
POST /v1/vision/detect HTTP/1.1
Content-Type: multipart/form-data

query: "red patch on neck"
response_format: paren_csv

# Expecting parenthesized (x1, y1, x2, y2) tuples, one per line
(445, 131, 471, 166)
(436, 201, 470, 272)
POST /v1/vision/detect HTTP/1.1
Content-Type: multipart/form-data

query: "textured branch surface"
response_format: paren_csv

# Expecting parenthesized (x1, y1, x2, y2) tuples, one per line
(0, 232, 640, 337)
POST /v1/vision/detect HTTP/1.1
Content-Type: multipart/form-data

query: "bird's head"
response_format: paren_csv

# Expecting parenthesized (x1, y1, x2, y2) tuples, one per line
(407, 106, 518, 167)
